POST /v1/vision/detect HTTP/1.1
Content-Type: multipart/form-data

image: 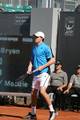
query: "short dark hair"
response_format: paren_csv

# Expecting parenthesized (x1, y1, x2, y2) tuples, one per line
(55, 60, 62, 65)
(76, 65, 80, 69)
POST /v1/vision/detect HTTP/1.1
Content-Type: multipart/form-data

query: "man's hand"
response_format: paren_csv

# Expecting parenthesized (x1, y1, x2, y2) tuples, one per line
(57, 87, 63, 91)
(64, 89, 69, 94)
(27, 70, 32, 74)
(37, 66, 45, 71)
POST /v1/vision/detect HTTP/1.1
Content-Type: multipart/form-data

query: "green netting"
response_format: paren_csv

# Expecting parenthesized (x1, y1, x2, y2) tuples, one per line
(2, 4, 15, 12)
(14, 5, 24, 12)
(0, 3, 32, 12)
(23, 5, 32, 12)
(0, 3, 5, 11)
(0, 3, 3, 7)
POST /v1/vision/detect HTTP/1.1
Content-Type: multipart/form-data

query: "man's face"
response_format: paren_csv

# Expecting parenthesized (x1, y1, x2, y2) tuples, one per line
(55, 64, 62, 70)
(32, 35, 43, 44)
(77, 68, 80, 74)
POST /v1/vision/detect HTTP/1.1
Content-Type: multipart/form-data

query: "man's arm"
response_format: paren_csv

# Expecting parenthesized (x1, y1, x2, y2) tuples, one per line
(38, 57, 55, 71)
(57, 84, 68, 91)
(27, 61, 33, 74)
(57, 72, 68, 91)
(64, 82, 73, 94)
(64, 74, 75, 94)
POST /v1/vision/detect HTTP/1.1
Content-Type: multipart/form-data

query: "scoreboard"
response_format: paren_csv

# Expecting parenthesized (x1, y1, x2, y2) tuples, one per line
(0, 13, 32, 93)
(0, 13, 30, 36)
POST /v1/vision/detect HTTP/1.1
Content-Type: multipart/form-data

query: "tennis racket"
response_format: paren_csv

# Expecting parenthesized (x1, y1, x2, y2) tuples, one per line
(16, 69, 38, 81)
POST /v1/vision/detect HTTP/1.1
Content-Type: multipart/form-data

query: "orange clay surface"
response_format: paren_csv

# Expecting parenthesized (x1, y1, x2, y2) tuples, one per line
(0, 106, 80, 120)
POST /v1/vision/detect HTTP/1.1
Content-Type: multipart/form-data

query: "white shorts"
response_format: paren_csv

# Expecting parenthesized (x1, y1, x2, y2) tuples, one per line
(32, 72, 50, 90)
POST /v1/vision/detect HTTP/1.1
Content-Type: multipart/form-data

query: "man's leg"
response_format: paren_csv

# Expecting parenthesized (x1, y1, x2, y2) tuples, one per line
(25, 89, 38, 120)
(40, 87, 55, 120)
(31, 89, 38, 115)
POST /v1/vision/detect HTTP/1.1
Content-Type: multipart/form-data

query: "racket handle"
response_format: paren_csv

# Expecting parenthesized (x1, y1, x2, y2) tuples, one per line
(32, 69, 38, 73)
(27, 69, 38, 75)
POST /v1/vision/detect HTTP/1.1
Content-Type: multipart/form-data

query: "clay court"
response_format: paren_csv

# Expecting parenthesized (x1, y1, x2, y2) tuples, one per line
(0, 105, 80, 120)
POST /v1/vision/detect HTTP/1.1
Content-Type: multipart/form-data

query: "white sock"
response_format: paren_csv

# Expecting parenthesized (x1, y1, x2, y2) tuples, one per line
(32, 106, 36, 115)
(49, 104, 55, 112)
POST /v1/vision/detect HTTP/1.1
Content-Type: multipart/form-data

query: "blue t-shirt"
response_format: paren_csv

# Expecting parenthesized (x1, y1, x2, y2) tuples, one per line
(31, 42, 53, 75)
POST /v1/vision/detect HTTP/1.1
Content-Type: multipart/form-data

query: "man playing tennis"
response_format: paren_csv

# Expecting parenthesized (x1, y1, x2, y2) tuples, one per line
(26, 31, 55, 120)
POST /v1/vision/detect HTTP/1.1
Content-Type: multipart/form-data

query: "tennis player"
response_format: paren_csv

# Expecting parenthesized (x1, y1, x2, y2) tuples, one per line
(26, 31, 55, 120)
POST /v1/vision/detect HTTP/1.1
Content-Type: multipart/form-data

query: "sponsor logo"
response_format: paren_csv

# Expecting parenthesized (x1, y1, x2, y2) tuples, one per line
(64, 16, 75, 36)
